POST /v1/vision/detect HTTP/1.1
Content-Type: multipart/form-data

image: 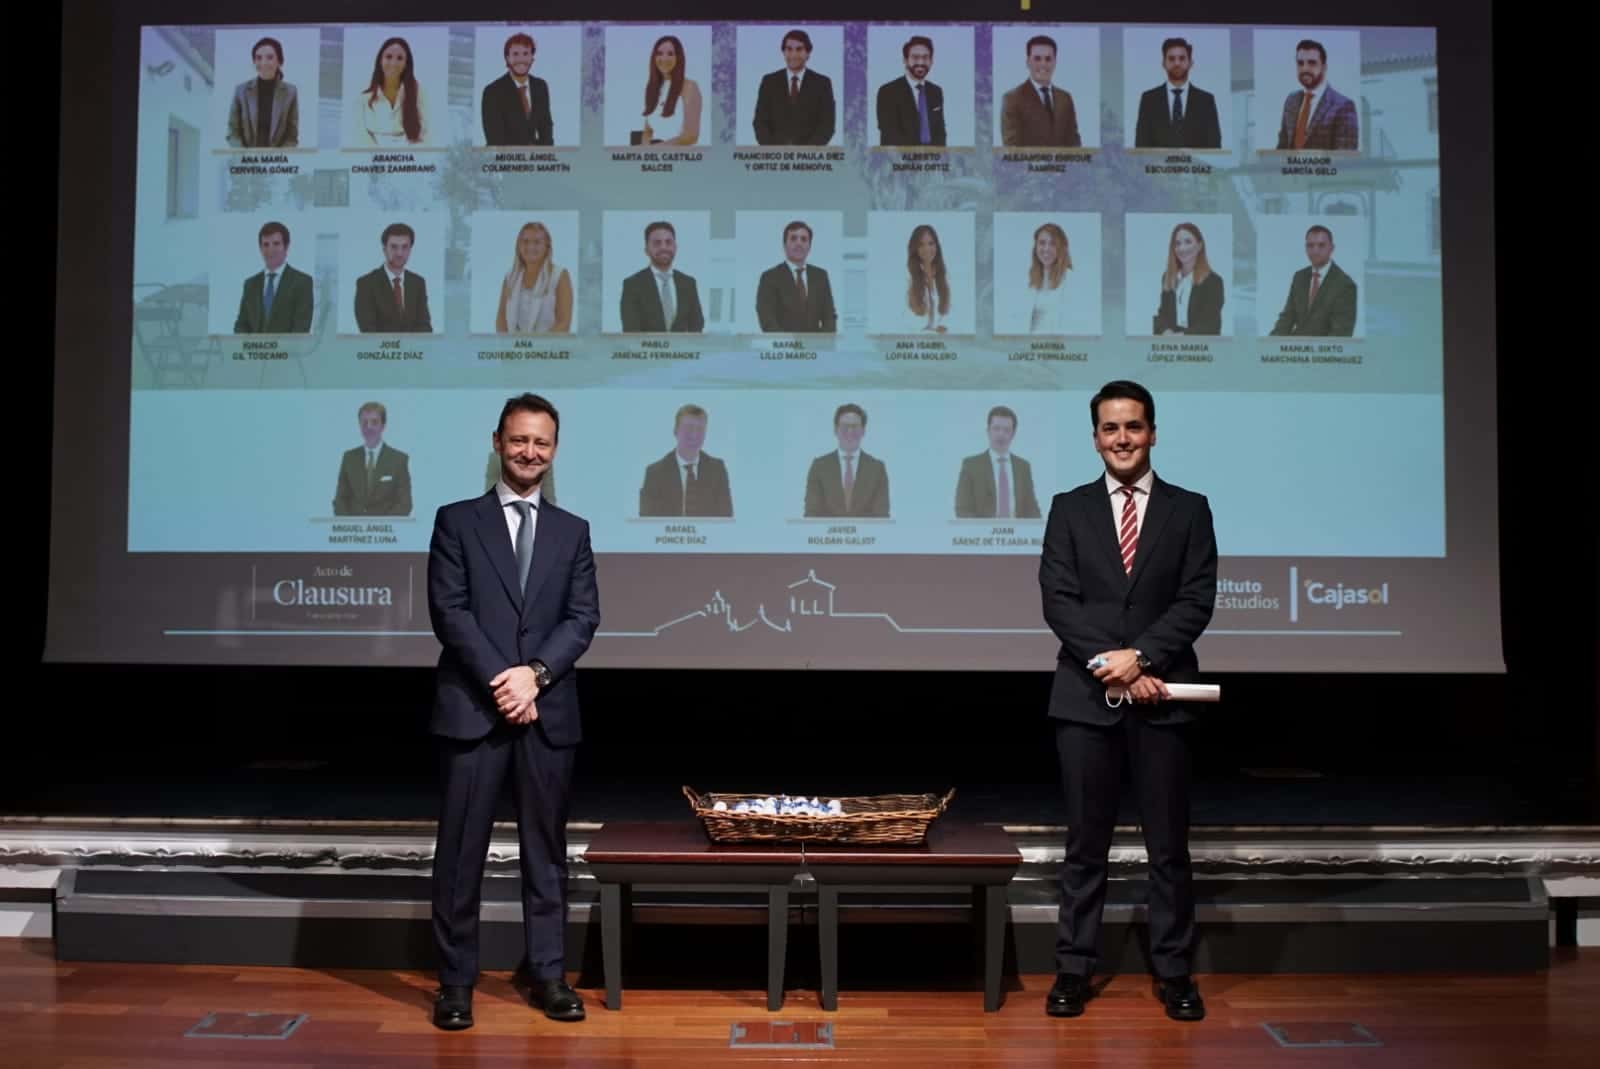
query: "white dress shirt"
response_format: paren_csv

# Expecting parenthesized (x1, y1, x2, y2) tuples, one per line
(1105, 469, 1155, 540)
(837, 450, 861, 488)
(496, 479, 542, 549)
(990, 450, 1014, 519)
(1296, 81, 1327, 130)
(1173, 271, 1194, 329)
(1167, 81, 1189, 122)
(676, 452, 701, 497)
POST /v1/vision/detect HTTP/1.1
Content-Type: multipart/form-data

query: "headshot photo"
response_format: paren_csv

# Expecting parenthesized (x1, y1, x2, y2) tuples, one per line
(803, 402, 890, 518)
(473, 26, 581, 147)
(468, 212, 579, 335)
(867, 211, 976, 336)
(338, 216, 447, 334)
(1124, 28, 1230, 151)
(737, 25, 843, 147)
(602, 211, 712, 334)
(207, 212, 314, 336)
(868, 26, 975, 148)
(214, 29, 318, 150)
(639, 403, 734, 518)
(991, 25, 1099, 149)
(1125, 213, 1234, 337)
(736, 211, 844, 335)
(954, 405, 1043, 520)
(342, 25, 447, 149)
(1253, 29, 1362, 152)
(332, 401, 413, 517)
(603, 25, 712, 148)
(992, 213, 1102, 337)
(1259, 216, 1366, 338)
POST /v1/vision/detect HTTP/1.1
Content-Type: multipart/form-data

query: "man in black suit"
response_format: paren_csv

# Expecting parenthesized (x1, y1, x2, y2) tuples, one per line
(755, 220, 837, 333)
(876, 35, 945, 147)
(1269, 224, 1357, 337)
(428, 393, 600, 1031)
(353, 222, 433, 333)
(481, 31, 553, 146)
(954, 405, 1041, 519)
(639, 403, 733, 517)
(1038, 380, 1217, 1023)
(619, 221, 705, 333)
(1134, 37, 1223, 150)
(234, 220, 313, 333)
(804, 403, 889, 517)
(752, 29, 835, 145)
(332, 401, 412, 516)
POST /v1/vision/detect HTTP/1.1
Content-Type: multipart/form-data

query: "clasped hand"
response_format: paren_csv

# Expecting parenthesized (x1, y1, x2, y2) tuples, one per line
(1090, 649, 1169, 704)
(490, 666, 540, 724)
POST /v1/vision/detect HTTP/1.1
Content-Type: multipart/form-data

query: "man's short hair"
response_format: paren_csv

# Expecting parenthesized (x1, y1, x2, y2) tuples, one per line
(834, 403, 867, 428)
(504, 32, 535, 58)
(1025, 35, 1057, 56)
(258, 221, 290, 246)
(902, 35, 934, 59)
(644, 220, 676, 243)
(1161, 37, 1192, 60)
(1295, 39, 1327, 64)
(381, 222, 415, 246)
(987, 405, 1018, 430)
(358, 401, 387, 425)
(674, 403, 708, 429)
(252, 37, 284, 66)
(497, 392, 561, 442)
(1306, 224, 1334, 242)
(1090, 380, 1156, 428)
(782, 29, 812, 53)
(783, 220, 813, 243)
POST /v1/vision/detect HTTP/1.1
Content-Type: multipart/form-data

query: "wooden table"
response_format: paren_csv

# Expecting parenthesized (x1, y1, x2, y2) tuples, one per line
(581, 821, 1021, 1012)
(805, 822, 1021, 1011)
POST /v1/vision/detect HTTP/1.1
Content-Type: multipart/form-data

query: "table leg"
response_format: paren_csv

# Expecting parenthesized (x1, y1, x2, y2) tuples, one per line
(819, 885, 839, 1011)
(982, 883, 1006, 1012)
(600, 882, 623, 1011)
(767, 884, 789, 1011)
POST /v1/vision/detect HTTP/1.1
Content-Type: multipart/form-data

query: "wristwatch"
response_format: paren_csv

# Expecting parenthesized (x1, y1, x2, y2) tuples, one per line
(1133, 649, 1152, 671)
(530, 660, 552, 688)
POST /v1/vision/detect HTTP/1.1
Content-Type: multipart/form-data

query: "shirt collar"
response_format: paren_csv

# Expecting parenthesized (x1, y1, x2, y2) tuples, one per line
(495, 479, 543, 508)
(1105, 469, 1155, 496)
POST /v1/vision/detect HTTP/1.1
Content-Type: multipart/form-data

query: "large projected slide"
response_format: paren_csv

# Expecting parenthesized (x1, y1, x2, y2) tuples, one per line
(47, 7, 1503, 671)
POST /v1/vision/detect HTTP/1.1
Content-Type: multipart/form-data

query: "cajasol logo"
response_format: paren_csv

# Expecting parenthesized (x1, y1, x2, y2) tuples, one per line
(1288, 566, 1389, 622)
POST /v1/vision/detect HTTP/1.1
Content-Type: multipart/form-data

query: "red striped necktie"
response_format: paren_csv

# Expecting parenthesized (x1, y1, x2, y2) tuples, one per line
(1118, 486, 1139, 575)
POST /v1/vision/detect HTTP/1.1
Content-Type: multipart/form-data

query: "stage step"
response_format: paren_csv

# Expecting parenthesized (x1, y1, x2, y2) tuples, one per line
(53, 870, 1549, 975)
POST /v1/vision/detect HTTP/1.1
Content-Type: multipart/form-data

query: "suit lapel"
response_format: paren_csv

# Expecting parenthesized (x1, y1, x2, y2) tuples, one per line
(673, 273, 691, 330)
(1086, 482, 1125, 581)
(977, 457, 996, 515)
(1128, 479, 1175, 590)
(824, 453, 845, 512)
(473, 493, 523, 608)
(521, 505, 559, 616)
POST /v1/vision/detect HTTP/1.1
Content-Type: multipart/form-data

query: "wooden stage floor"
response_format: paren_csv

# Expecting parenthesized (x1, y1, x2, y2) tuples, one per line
(2, 939, 1595, 1067)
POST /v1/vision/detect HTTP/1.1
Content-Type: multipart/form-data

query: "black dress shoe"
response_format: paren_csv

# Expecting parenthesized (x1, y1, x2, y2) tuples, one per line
(527, 977, 586, 1021)
(1156, 975, 1206, 1021)
(1045, 973, 1089, 1017)
(432, 984, 474, 1030)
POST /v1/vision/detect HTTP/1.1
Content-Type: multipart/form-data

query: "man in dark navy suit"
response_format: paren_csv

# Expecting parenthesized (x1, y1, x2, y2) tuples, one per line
(428, 392, 600, 1030)
(752, 29, 836, 145)
(876, 35, 946, 146)
(481, 31, 553, 145)
(1038, 380, 1217, 1023)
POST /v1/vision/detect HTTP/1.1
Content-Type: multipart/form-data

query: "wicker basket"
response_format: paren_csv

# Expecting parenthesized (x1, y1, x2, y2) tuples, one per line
(682, 785, 955, 845)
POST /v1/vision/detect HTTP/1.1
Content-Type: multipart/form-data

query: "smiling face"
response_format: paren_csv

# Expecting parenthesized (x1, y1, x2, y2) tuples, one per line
(674, 415, 707, 458)
(784, 226, 812, 265)
(518, 226, 548, 268)
(1034, 228, 1059, 269)
(646, 226, 676, 271)
(1163, 45, 1191, 84)
(834, 410, 865, 452)
(1093, 397, 1155, 484)
(654, 39, 679, 76)
(1305, 229, 1334, 268)
(505, 43, 533, 78)
(1026, 44, 1056, 84)
(380, 42, 409, 84)
(259, 230, 287, 271)
(1296, 48, 1325, 89)
(1172, 227, 1200, 271)
(904, 44, 932, 81)
(783, 37, 810, 72)
(495, 409, 557, 495)
(359, 407, 385, 449)
(915, 230, 939, 266)
(253, 44, 281, 81)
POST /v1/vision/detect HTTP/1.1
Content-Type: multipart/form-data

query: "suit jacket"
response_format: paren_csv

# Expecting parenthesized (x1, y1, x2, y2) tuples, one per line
(876, 78, 946, 146)
(332, 443, 412, 516)
(1276, 85, 1359, 151)
(1153, 273, 1225, 336)
(804, 451, 889, 518)
(954, 452, 1041, 519)
(753, 68, 835, 145)
(639, 451, 733, 517)
(354, 268, 432, 333)
(619, 268, 704, 333)
(226, 78, 299, 148)
(1269, 261, 1357, 337)
(481, 72, 553, 146)
(234, 264, 313, 333)
(755, 262, 837, 333)
(427, 492, 599, 745)
(1134, 84, 1221, 149)
(999, 82, 1081, 147)
(1039, 475, 1217, 726)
